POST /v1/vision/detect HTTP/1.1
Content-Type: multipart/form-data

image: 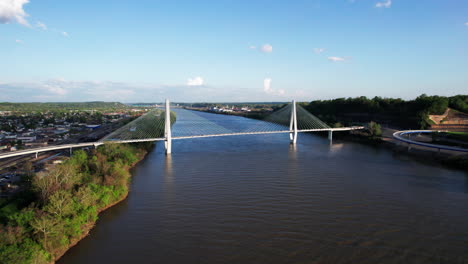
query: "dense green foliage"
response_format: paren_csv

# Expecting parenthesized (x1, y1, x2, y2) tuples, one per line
(445, 132, 468, 142)
(0, 144, 147, 263)
(306, 94, 467, 129)
(367, 121, 382, 138)
(0, 102, 129, 112)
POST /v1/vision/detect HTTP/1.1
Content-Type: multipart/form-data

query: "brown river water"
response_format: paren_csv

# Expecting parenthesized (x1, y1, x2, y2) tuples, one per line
(59, 109, 468, 264)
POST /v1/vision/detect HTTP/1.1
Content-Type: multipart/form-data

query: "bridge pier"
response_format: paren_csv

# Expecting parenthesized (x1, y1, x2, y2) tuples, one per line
(328, 130, 333, 142)
(289, 100, 298, 144)
(164, 99, 172, 154)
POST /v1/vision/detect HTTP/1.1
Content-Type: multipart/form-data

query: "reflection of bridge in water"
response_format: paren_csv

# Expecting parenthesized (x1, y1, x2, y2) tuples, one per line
(0, 100, 364, 159)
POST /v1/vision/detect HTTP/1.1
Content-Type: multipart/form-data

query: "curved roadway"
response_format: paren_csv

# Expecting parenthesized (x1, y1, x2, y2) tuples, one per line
(392, 130, 468, 153)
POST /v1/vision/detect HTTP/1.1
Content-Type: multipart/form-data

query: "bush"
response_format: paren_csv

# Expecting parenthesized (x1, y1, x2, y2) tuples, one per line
(368, 121, 382, 137)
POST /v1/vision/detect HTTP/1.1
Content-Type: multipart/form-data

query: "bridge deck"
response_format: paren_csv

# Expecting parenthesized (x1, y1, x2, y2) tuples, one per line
(0, 127, 364, 160)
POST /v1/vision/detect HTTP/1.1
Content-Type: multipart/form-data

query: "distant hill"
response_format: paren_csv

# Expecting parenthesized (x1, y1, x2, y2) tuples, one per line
(0, 102, 129, 112)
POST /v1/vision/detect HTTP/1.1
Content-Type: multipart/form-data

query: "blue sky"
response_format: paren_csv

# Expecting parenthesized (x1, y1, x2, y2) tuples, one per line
(0, 0, 467, 102)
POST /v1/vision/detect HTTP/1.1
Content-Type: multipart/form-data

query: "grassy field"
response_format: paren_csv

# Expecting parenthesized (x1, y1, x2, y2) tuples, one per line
(446, 132, 468, 142)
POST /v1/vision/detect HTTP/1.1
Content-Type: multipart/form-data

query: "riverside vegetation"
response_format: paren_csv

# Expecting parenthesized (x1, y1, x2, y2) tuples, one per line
(0, 143, 152, 264)
(305, 94, 467, 129)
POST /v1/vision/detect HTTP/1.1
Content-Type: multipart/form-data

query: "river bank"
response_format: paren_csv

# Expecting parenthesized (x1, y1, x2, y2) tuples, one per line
(335, 128, 468, 171)
(53, 145, 151, 262)
(0, 143, 153, 264)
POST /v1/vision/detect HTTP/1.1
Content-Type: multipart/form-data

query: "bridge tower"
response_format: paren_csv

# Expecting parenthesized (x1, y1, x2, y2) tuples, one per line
(289, 100, 298, 144)
(164, 99, 172, 154)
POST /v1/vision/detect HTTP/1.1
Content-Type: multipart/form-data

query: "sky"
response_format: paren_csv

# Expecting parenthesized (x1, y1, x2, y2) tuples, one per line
(0, 0, 467, 102)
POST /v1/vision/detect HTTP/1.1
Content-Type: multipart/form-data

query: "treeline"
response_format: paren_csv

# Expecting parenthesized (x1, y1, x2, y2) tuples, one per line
(0, 143, 150, 263)
(0, 102, 129, 112)
(305, 94, 467, 129)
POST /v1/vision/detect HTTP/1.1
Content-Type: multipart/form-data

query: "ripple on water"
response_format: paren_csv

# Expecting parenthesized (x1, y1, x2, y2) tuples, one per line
(58, 109, 468, 264)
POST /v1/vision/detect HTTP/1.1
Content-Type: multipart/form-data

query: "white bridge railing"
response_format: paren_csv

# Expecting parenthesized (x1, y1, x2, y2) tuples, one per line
(393, 130, 468, 153)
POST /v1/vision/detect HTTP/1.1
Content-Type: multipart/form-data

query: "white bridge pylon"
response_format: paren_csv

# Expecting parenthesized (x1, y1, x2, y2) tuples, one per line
(289, 99, 298, 144)
(164, 99, 172, 154)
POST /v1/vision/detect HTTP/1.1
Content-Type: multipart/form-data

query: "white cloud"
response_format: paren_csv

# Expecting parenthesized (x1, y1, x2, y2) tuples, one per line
(187, 76, 204, 86)
(0, 79, 140, 101)
(263, 78, 286, 96)
(465, 22, 468, 27)
(314, 48, 325, 54)
(0, 0, 30, 26)
(36, 21, 47, 30)
(15, 39, 22, 44)
(249, 44, 273, 53)
(260, 44, 273, 53)
(42, 85, 67, 96)
(0, 79, 299, 102)
(263, 78, 272, 93)
(376, 0, 392, 8)
(328, 56, 346, 62)
(85, 87, 135, 101)
(62, 31, 69, 37)
(40, 79, 69, 96)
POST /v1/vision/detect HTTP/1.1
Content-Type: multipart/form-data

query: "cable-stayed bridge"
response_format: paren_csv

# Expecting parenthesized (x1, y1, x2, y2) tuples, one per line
(0, 100, 364, 159)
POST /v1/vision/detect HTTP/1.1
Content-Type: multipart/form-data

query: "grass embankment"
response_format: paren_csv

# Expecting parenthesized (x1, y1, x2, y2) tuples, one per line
(0, 143, 152, 264)
(445, 132, 468, 142)
(432, 132, 468, 148)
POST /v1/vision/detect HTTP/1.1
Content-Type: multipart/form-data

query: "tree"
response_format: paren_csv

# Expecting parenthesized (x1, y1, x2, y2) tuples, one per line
(30, 213, 58, 252)
(75, 186, 96, 208)
(44, 191, 74, 218)
(22, 161, 35, 184)
(33, 173, 59, 203)
(33, 163, 79, 202)
(368, 121, 382, 137)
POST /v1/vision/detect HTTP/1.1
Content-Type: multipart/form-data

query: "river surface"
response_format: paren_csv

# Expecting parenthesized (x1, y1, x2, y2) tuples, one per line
(59, 109, 468, 264)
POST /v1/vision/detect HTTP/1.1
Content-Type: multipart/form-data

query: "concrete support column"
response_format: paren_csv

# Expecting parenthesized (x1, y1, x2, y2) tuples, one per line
(328, 130, 333, 142)
(164, 99, 172, 154)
